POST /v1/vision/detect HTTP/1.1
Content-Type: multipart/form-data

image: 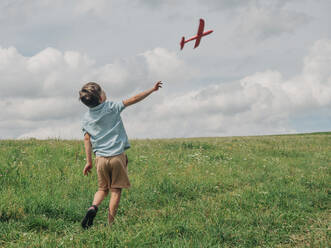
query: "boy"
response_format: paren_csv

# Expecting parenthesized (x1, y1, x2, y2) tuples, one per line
(79, 81, 162, 229)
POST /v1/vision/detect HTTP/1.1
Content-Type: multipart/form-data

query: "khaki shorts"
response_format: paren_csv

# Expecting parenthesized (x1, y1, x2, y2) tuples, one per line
(95, 152, 131, 190)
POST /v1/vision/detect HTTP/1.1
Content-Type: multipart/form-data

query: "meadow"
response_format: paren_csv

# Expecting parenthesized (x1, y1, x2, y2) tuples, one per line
(0, 133, 330, 247)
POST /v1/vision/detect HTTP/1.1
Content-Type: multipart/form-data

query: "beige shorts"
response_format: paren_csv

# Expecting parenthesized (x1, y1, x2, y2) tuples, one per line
(95, 152, 131, 190)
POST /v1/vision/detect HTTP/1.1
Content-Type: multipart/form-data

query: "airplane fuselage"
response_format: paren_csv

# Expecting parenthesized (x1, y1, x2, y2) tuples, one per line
(184, 30, 213, 43)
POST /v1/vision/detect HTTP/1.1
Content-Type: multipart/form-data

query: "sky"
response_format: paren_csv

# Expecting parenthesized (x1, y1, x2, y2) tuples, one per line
(0, 0, 330, 139)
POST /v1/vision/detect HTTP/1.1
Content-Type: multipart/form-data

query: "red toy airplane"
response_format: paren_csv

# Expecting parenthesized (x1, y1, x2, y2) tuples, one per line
(180, 18, 213, 50)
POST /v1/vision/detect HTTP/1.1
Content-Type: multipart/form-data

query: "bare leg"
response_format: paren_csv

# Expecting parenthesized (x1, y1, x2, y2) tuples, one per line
(108, 188, 122, 226)
(91, 190, 109, 208)
(82, 190, 109, 229)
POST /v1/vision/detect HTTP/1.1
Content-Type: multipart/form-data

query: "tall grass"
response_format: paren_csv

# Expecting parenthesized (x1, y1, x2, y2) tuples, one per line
(0, 133, 330, 247)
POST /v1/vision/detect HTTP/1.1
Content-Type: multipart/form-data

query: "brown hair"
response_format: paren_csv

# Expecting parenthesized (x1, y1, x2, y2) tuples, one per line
(79, 82, 102, 108)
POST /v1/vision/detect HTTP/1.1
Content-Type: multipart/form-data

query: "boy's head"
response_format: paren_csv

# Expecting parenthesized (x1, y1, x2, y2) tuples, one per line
(79, 82, 106, 108)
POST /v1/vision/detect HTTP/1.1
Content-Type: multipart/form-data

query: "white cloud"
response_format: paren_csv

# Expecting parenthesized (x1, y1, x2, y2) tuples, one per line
(0, 97, 81, 121)
(0, 46, 191, 139)
(286, 40, 331, 108)
(0, 46, 189, 99)
(124, 39, 331, 138)
(142, 48, 195, 84)
(0, 46, 95, 98)
(1, 39, 331, 139)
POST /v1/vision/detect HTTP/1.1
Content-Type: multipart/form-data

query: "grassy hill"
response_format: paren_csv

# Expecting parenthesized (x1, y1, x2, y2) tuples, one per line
(0, 133, 330, 247)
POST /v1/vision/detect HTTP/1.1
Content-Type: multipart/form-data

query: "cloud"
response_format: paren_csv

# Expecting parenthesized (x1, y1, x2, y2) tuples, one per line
(200, 0, 300, 11)
(0, 46, 94, 98)
(90, 47, 194, 97)
(2, 40, 331, 139)
(17, 121, 82, 140)
(125, 72, 294, 138)
(0, 45, 191, 139)
(74, 0, 108, 16)
(135, 0, 179, 8)
(286, 39, 331, 108)
(123, 39, 331, 138)
(0, 46, 188, 98)
(235, 2, 311, 40)
(0, 97, 80, 121)
(2, 39, 331, 139)
(142, 48, 194, 83)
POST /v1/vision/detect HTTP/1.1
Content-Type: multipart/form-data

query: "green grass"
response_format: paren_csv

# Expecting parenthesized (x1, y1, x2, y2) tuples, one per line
(0, 133, 330, 247)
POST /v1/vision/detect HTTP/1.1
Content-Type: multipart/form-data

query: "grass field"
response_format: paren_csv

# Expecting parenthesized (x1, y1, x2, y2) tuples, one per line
(0, 133, 330, 247)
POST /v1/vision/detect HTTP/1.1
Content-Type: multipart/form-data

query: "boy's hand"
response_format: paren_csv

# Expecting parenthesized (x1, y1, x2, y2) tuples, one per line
(83, 163, 93, 176)
(152, 81, 162, 92)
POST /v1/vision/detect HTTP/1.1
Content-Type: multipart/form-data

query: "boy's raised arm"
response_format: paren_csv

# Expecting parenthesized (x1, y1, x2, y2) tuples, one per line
(83, 133, 93, 176)
(123, 81, 162, 107)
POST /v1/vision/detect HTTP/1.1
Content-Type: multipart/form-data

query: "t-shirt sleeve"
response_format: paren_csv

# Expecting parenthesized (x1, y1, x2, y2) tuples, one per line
(107, 101, 126, 113)
(81, 119, 88, 136)
(82, 127, 87, 136)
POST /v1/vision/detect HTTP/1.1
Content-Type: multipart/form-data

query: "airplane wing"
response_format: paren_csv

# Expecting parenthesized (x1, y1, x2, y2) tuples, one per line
(194, 19, 204, 48)
(194, 36, 202, 48)
(197, 19, 205, 36)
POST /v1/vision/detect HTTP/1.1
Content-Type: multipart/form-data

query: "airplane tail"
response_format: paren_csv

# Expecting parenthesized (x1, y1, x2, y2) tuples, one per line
(180, 36, 185, 50)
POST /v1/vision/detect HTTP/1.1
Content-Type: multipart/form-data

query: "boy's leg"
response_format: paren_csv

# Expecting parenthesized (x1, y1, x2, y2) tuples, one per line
(92, 190, 109, 207)
(81, 190, 108, 229)
(108, 188, 122, 226)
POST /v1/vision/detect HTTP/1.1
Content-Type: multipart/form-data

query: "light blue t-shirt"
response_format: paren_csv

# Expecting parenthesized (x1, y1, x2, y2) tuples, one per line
(81, 100, 130, 157)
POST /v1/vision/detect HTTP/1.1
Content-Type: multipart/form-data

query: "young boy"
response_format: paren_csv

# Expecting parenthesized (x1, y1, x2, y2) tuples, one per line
(79, 81, 162, 229)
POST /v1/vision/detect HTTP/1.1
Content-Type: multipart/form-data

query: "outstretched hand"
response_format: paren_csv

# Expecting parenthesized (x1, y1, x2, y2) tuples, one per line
(153, 81, 163, 91)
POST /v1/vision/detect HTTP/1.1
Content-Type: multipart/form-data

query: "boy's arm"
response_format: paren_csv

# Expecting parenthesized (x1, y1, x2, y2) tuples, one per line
(83, 133, 93, 176)
(123, 81, 162, 107)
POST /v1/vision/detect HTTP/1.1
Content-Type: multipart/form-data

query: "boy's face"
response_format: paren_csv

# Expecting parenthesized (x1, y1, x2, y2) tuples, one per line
(100, 90, 107, 103)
